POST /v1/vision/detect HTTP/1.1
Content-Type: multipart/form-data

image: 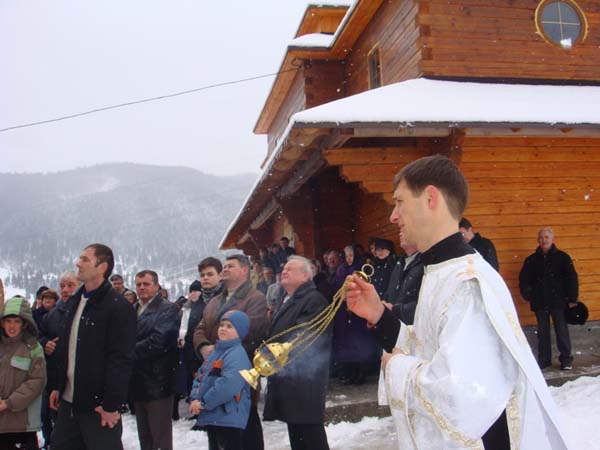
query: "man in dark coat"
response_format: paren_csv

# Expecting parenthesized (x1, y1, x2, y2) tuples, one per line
(381, 240, 423, 326)
(50, 244, 136, 450)
(131, 270, 179, 450)
(38, 271, 79, 449)
(175, 257, 225, 417)
(371, 238, 397, 298)
(459, 217, 500, 271)
(263, 255, 332, 450)
(519, 227, 579, 370)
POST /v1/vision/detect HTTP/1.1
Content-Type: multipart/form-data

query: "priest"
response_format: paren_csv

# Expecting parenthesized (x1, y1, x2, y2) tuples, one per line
(345, 155, 573, 450)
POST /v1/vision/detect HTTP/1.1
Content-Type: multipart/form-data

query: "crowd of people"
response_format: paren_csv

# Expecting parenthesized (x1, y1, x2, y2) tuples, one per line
(0, 155, 582, 450)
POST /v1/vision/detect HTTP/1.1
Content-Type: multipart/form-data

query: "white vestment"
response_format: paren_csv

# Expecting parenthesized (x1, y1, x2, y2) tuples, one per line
(380, 253, 573, 450)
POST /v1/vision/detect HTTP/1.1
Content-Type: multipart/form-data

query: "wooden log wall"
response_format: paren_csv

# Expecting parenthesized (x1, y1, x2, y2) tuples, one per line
(460, 136, 600, 325)
(267, 71, 306, 156)
(353, 187, 400, 253)
(304, 60, 345, 108)
(312, 167, 355, 255)
(418, 0, 600, 81)
(345, 0, 421, 94)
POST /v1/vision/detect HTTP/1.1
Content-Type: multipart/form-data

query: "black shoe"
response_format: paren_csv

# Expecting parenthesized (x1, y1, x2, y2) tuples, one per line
(560, 364, 573, 371)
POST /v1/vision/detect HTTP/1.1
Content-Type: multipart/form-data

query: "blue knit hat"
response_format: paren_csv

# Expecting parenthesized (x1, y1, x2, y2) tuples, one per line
(221, 310, 250, 339)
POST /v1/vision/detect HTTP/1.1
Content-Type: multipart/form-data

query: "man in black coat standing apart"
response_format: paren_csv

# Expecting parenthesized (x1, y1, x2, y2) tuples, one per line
(50, 244, 136, 450)
(263, 255, 332, 450)
(459, 217, 500, 271)
(131, 270, 180, 450)
(519, 227, 579, 370)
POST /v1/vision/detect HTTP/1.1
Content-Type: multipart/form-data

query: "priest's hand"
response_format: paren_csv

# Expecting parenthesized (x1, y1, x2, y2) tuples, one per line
(381, 347, 403, 371)
(345, 274, 385, 325)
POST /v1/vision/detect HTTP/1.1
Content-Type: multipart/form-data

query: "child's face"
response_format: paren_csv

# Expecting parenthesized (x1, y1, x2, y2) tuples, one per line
(218, 319, 239, 341)
(1, 316, 25, 338)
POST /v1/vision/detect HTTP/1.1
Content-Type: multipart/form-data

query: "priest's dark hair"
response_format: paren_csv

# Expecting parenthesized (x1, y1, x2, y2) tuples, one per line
(393, 155, 469, 220)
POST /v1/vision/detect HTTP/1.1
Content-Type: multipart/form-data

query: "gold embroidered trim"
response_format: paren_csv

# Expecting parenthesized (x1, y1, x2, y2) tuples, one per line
(506, 391, 521, 450)
(414, 365, 484, 450)
(504, 310, 528, 346)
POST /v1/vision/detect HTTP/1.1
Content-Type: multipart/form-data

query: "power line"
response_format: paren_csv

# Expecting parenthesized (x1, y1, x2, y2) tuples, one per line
(0, 67, 300, 133)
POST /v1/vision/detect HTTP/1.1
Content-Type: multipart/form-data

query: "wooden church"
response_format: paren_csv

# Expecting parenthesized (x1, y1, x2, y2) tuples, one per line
(220, 0, 600, 325)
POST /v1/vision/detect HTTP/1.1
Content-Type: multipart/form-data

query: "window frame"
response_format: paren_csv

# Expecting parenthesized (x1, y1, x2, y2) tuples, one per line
(534, 0, 588, 48)
(367, 44, 383, 90)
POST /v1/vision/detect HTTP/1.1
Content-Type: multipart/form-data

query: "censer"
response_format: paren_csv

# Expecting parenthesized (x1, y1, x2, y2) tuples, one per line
(239, 264, 374, 389)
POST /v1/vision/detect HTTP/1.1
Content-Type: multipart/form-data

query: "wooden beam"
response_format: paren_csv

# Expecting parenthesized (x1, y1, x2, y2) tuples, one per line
(319, 128, 353, 149)
(278, 150, 325, 199)
(323, 146, 426, 165)
(340, 164, 409, 182)
(352, 127, 451, 138)
(250, 199, 281, 231)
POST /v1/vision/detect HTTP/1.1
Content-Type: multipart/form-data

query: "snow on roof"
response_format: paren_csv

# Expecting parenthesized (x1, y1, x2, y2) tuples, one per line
(289, 32, 335, 48)
(308, 1, 354, 7)
(293, 78, 600, 127)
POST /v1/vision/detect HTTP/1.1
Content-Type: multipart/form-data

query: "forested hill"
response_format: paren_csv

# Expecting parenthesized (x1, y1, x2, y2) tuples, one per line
(0, 163, 256, 298)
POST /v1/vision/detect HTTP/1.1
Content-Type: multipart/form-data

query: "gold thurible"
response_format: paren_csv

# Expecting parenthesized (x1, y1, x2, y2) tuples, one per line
(239, 264, 374, 389)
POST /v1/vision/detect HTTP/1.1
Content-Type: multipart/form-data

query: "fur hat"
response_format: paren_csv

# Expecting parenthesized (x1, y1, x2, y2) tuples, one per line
(221, 310, 250, 339)
(189, 280, 202, 293)
(374, 238, 395, 253)
(40, 288, 59, 302)
(565, 302, 588, 325)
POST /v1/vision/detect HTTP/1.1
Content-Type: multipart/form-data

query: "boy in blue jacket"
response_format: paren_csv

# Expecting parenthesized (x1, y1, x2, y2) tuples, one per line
(189, 310, 252, 450)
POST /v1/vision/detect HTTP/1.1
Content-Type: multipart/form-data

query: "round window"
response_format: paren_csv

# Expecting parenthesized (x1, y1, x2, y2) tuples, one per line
(535, 1, 588, 48)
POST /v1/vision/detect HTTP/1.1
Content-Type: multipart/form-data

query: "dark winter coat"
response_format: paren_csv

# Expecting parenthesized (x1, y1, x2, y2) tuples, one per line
(469, 233, 499, 272)
(193, 280, 269, 360)
(131, 294, 180, 402)
(263, 280, 331, 425)
(332, 253, 379, 364)
(519, 244, 579, 312)
(313, 271, 334, 302)
(191, 338, 251, 430)
(371, 253, 397, 298)
(260, 256, 279, 275)
(181, 297, 207, 372)
(53, 280, 136, 413)
(38, 298, 73, 389)
(384, 253, 424, 325)
(32, 307, 48, 334)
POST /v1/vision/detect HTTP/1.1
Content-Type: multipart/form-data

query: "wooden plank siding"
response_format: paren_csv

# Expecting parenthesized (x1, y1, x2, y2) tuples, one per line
(460, 136, 600, 325)
(321, 137, 600, 326)
(266, 71, 306, 159)
(418, 0, 600, 81)
(345, 0, 422, 95)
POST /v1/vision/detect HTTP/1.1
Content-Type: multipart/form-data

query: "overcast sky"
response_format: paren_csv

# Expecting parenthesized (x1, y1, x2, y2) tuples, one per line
(1, 1, 340, 176)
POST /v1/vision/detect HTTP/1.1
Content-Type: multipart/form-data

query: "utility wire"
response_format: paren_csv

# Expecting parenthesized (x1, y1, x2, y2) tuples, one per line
(0, 67, 300, 133)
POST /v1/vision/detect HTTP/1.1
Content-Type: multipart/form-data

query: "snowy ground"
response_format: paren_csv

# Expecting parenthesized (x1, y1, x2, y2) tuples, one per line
(120, 375, 600, 450)
(3, 272, 598, 448)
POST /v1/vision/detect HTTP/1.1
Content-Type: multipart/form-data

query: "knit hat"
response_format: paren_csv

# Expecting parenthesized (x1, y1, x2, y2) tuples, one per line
(189, 280, 202, 293)
(221, 310, 250, 339)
